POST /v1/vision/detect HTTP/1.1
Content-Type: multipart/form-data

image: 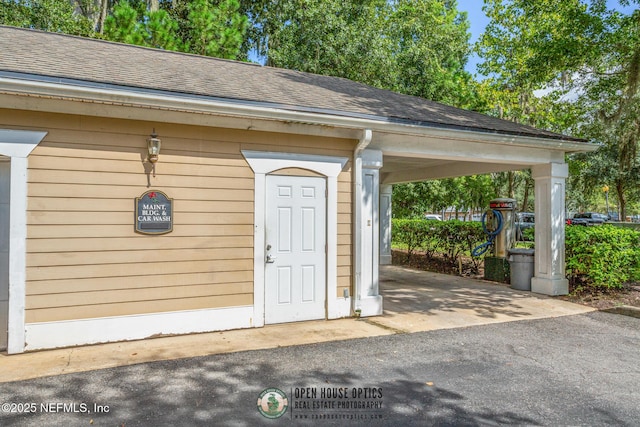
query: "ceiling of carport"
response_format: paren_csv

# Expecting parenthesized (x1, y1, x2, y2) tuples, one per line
(380, 155, 526, 185)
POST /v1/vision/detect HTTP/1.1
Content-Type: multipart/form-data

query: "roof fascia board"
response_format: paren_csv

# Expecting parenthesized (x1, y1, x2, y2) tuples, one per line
(0, 76, 599, 153)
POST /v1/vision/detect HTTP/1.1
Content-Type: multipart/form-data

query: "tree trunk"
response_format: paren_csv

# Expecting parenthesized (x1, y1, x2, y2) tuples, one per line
(521, 174, 532, 212)
(98, 0, 108, 34)
(507, 171, 515, 198)
(616, 179, 626, 220)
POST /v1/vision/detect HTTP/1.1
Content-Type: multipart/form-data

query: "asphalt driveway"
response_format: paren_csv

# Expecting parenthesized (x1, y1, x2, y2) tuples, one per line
(1, 311, 639, 426)
(0, 266, 594, 383)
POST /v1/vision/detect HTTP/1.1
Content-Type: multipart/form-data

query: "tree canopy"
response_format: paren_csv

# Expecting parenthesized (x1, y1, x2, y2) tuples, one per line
(477, 0, 640, 218)
(2, 0, 640, 218)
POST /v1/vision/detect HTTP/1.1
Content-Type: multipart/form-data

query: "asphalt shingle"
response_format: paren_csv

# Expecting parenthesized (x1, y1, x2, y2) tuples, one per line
(0, 26, 581, 141)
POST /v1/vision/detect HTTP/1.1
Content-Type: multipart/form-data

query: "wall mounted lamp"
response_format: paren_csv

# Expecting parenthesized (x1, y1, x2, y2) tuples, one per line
(147, 129, 161, 163)
(147, 129, 161, 176)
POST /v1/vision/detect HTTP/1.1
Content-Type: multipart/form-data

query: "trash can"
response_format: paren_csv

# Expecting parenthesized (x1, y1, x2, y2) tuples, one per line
(508, 248, 535, 291)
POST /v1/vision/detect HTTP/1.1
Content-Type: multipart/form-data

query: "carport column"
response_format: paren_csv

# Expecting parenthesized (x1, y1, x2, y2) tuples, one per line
(531, 163, 569, 295)
(354, 149, 383, 316)
(380, 185, 392, 265)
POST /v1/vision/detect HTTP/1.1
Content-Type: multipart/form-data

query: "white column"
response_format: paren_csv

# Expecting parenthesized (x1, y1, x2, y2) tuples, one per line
(531, 163, 569, 295)
(355, 149, 383, 316)
(380, 184, 392, 265)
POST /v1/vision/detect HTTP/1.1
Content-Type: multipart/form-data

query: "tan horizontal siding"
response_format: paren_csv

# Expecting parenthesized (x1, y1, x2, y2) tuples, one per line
(1, 110, 355, 323)
(26, 282, 253, 309)
(27, 271, 253, 295)
(28, 169, 254, 189)
(26, 294, 253, 323)
(29, 154, 252, 178)
(27, 235, 253, 253)
(27, 247, 252, 267)
(27, 211, 254, 225)
(27, 224, 254, 239)
(337, 244, 351, 256)
(28, 183, 254, 201)
(28, 259, 253, 281)
(28, 198, 253, 213)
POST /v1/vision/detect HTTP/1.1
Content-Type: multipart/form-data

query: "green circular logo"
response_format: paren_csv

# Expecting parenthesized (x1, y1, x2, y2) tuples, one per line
(257, 388, 289, 419)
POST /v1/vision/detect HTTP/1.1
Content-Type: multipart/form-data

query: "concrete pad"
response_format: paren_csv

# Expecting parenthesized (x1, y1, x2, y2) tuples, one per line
(0, 264, 595, 383)
(375, 265, 595, 333)
(0, 318, 392, 383)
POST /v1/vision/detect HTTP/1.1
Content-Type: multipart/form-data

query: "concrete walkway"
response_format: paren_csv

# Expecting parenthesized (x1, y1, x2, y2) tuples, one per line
(0, 265, 594, 383)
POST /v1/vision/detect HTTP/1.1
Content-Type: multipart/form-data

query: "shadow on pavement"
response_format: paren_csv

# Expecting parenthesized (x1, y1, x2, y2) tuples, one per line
(1, 355, 541, 426)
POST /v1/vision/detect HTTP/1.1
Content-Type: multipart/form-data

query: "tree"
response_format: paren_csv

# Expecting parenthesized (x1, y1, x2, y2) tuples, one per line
(3, 0, 248, 60)
(477, 0, 640, 219)
(391, 176, 496, 219)
(0, 0, 94, 35)
(103, 0, 180, 50)
(240, 0, 477, 107)
(183, 0, 247, 58)
(388, 0, 474, 106)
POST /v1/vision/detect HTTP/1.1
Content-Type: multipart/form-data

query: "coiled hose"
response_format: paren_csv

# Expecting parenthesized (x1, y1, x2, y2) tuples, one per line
(472, 209, 504, 257)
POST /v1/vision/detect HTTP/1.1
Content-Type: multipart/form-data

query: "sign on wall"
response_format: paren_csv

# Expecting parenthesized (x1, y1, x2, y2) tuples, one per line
(135, 190, 173, 235)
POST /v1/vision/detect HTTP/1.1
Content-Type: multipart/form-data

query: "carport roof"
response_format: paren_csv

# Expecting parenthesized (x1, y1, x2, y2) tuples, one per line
(0, 25, 585, 143)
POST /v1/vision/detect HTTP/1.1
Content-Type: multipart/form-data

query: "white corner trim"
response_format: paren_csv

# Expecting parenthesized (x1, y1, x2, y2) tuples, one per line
(24, 306, 254, 351)
(7, 157, 28, 354)
(242, 150, 349, 324)
(0, 130, 47, 158)
(1, 129, 47, 354)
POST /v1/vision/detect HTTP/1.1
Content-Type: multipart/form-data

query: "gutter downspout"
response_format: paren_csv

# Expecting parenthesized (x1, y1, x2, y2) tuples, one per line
(353, 129, 372, 315)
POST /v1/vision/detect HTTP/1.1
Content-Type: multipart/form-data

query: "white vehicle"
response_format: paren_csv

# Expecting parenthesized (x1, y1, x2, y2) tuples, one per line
(424, 214, 443, 221)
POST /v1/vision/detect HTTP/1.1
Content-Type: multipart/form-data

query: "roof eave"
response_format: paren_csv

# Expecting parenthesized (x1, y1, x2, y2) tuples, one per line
(0, 74, 599, 154)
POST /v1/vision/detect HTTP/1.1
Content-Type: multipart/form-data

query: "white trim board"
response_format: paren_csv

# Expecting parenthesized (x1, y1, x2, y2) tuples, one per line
(0, 129, 47, 354)
(242, 150, 350, 326)
(24, 306, 254, 351)
(0, 130, 47, 158)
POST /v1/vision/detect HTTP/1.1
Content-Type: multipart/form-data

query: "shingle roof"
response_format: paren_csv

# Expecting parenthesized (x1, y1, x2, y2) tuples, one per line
(0, 25, 581, 142)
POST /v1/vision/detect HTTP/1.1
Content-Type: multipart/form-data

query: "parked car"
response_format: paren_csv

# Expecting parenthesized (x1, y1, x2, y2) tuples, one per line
(424, 214, 442, 221)
(516, 212, 535, 240)
(570, 212, 607, 226)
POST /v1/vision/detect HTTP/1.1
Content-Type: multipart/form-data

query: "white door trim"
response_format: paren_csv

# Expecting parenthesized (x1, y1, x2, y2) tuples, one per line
(0, 129, 47, 354)
(242, 150, 349, 326)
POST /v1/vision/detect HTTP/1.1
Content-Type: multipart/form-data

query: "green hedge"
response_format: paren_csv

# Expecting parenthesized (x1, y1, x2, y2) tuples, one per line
(391, 219, 640, 290)
(391, 219, 485, 269)
(565, 225, 640, 289)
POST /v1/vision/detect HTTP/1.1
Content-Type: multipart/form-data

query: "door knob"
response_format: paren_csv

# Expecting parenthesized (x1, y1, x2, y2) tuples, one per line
(266, 254, 276, 263)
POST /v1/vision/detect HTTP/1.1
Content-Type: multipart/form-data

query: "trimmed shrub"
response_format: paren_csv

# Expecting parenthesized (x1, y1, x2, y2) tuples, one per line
(391, 219, 485, 268)
(392, 219, 436, 259)
(565, 225, 640, 289)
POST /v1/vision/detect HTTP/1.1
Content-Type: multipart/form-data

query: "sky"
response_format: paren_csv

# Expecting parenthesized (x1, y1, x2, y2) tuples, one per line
(457, 0, 636, 76)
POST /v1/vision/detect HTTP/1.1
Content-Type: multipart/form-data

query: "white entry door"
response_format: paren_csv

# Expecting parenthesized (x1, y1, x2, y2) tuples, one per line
(265, 175, 326, 324)
(0, 161, 9, 350)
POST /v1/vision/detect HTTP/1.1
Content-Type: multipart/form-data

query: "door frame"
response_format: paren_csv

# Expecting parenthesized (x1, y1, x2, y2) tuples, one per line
(242, 151, 348, 327)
